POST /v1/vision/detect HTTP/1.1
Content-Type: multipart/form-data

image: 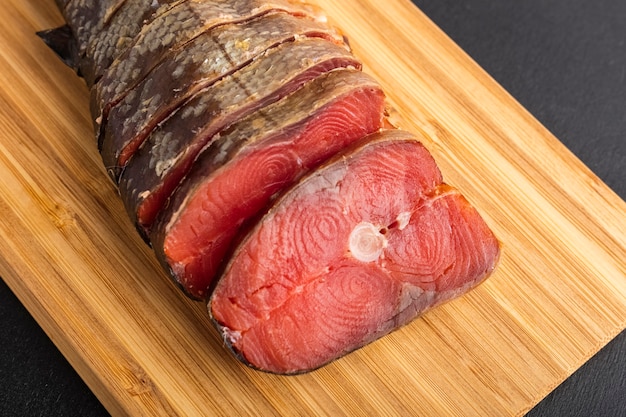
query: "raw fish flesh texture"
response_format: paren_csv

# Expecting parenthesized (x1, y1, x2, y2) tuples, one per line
(99, 12, 348, 180)
(210, 129, 500, 374)
(118, 37, 360, 237)
(41, 0, 501, 374)
(151, 69, 386, 299)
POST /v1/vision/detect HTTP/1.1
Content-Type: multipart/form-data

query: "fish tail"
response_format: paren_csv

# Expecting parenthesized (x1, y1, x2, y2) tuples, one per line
(37, 24, 82, 77)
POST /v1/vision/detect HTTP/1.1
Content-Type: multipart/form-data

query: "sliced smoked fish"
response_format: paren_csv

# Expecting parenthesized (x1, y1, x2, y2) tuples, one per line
(61, 0, 127, 60)
(209, 129, 501, 374)
(81, 0, 176, 85)
(92, 11, 345, 125)
(150, 69, 386, 299)
(92, 0, 324, 143)
(41, 0, 171, 85)
(118, 37, 360, 237)
(99, 13, 347, 180)
(42, 0, 501, 375)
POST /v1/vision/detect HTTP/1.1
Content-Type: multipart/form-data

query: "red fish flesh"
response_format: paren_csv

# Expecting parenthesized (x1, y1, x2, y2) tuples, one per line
(40, 0, 500, 374)
(210, 129, 500, 374)
(151, 68, 386, 299)
(118, 37, 360, 238)
(100, 14, 348, 181)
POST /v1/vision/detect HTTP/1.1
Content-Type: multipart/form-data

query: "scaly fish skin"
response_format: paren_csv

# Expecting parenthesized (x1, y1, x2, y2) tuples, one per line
(42, 0, 500, 374)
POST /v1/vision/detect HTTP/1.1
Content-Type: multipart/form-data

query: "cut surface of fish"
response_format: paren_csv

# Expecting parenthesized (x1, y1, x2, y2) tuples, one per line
(118, 37, 360, 237)
(99, 12, 347, 180)
(209, 129, 501, 374)
(152, 69, 386, 300)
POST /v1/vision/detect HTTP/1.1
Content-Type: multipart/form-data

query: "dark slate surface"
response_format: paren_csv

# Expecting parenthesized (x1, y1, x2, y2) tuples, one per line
(411, 1, 625, 415)
(1, 0, 624, 415)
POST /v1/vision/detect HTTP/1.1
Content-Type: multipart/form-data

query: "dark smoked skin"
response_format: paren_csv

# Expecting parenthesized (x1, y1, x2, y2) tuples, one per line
(99, 12, 348, 181)
(42, 0, 500, 374)
(118, 37, 360, 235)
(54, 0, 71, 11)
(92, 0, 324, 148)
(61, 0, 127, 60)
(82, 0, 176, 85)
(209, 129, 501, 374)
(60, 0, 174, 85)
(91, 10, 340, 127)
(150, 68, 385, 299)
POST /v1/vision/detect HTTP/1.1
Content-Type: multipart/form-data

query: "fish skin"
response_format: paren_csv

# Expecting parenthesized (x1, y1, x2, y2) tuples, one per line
(150, 69, 385, 299)
(41, 0, 174, 85)
(61, 0, 128, 62)
(42, 0, 501, 375)
(209, 129, 501, 374)
(98, 12, 348, 181)
(81, 0, 176, 86)
(117, 37, 360, 237)
(92, 0, 324, 146)
(54, 0, 72, 11)
(92, 11, 345, 146)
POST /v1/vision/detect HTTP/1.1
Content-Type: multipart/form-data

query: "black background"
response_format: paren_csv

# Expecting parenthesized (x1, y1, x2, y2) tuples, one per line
(1, 0, 624, 415)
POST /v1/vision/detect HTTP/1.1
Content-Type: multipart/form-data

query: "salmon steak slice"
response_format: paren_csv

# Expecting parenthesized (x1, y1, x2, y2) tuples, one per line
(99, 14, 348, 180)
(151, 69, 386, 299)
(41, 0, 501, 375)
(118, 37, 360, 236)
(209, 129, 501, 374)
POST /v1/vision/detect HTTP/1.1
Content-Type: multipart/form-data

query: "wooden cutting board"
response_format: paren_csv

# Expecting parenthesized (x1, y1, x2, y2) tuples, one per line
(1, 0, 624, 415)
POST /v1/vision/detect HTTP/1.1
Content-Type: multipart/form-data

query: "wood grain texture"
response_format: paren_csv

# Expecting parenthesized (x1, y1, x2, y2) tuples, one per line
(0, 0, 624, 415)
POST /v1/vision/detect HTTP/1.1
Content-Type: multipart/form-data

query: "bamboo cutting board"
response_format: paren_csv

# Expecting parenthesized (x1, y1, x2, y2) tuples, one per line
(1, 0, 625, 415)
